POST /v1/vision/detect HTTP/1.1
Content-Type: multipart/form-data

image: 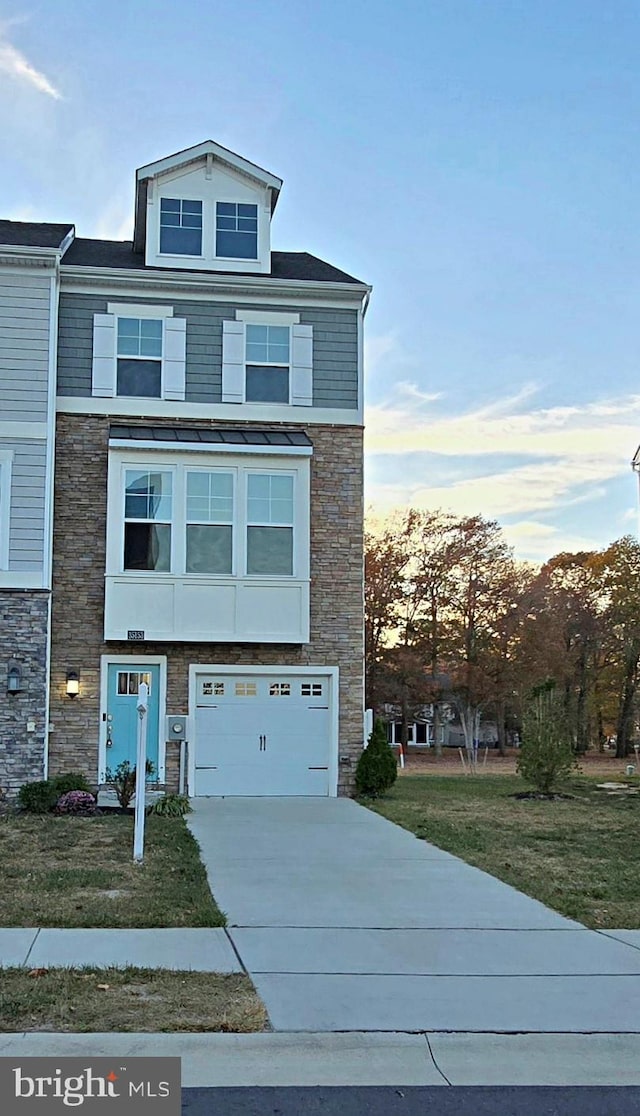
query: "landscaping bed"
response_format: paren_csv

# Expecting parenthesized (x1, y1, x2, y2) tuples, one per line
(366, 774, 640, 929)
(0, 967, 266, 1033)
(0, 814, 225, 928)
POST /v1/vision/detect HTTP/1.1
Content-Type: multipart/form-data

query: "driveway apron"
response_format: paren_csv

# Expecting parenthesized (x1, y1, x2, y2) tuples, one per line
(187, 797, 640, 1033)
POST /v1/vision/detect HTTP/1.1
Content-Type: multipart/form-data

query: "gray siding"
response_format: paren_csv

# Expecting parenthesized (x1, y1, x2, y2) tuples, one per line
(0, 272, 51, 422)
(57, 294, 358, 409)
(0, 440, 47, 570)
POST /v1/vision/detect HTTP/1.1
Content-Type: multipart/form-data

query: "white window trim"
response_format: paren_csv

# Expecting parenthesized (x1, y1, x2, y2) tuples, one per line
(107, 303, 174, 319)
(107, 449, 310, 583)
(0, 450, 12, 570)
(157, 196, 205, 260)
(244, 468, 296, 578)
(215, 200, 259, 262)
(244, 322, 292, 406)
(94, 306, 185, 402)
(235, 310, 300, 325)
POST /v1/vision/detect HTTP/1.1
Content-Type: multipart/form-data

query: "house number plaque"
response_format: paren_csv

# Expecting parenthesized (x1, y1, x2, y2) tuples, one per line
(127, 630, 145, 641)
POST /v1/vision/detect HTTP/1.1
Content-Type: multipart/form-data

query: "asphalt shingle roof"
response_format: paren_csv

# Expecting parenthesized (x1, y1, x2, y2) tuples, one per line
(109, 425, 313, 447)
(62, 238, 364, 285)
(0, 220, 74, 249)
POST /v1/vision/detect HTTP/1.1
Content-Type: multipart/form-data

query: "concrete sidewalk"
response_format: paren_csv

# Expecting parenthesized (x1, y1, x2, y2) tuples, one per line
(0, 1032, 639, 1086)
(188, 797, 640, 1033)
(0, 927, 241, 972)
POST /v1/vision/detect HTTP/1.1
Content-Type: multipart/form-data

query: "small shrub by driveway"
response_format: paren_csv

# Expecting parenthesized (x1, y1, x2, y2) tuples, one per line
(0, 814, 224, 928)
(366, 774, 640, 929)
(0, 968, 267, 1033)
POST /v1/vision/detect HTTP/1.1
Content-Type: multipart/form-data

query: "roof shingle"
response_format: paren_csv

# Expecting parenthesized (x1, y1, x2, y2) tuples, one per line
(62, 238, 364, 285)
(0, 220, 74, 249)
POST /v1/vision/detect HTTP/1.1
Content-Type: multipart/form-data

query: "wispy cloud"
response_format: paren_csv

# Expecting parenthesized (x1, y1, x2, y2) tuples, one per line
(364, 384, 640, 557)
(0, 32, 62, 99)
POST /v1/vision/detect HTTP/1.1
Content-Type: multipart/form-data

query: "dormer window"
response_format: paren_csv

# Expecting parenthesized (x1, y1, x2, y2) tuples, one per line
(216, 202, 258, 259)
(160, 198, 203, 256)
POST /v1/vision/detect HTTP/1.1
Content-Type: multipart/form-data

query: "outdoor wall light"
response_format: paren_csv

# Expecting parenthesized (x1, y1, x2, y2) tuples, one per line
(6, 662, 22, 695)
(66, 671, 80, 698)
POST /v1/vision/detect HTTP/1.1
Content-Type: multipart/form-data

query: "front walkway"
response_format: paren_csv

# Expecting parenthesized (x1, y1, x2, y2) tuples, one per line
(187, 797, 640, 1033)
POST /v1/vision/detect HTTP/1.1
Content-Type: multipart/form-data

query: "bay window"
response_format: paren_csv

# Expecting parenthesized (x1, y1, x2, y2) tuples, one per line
(123, 470, 172, 571)
(247, 473, 294, 575)
(186, 470, 234, 574)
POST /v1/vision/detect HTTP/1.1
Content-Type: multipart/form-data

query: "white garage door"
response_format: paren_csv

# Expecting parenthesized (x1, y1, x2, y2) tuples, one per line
(193, 673, 332, 796)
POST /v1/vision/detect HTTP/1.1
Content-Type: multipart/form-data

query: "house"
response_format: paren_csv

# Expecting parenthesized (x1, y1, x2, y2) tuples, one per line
(0, 220, 74, 795)
(40, 139, 370, 798)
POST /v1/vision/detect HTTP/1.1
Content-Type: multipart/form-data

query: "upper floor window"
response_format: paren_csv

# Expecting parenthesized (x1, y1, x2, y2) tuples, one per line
(186, 470, 234, 575)
(160, 198, 203, 256)
(92, 306, 186, 402)
(124, 469, 172, 572)
(216, 202, 258, 259)
(245, 324, 290, 403)
(117, 317, 163, 398)
(247, 473, 294, 575)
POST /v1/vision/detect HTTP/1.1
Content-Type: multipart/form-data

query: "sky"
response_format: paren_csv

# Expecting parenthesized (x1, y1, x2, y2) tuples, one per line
(1, 0, 639, 563)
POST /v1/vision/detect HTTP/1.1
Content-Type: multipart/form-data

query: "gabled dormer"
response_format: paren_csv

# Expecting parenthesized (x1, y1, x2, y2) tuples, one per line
(133, 140, 282, 274)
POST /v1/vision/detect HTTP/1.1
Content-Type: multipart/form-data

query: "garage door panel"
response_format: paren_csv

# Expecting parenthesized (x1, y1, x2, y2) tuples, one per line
(193, 674, 333, 796)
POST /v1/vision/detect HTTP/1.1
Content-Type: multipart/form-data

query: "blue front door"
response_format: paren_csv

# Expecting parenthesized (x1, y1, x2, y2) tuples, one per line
(106, 664, 160, 780)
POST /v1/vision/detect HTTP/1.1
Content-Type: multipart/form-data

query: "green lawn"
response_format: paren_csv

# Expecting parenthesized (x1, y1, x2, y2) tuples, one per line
(0, 814, 225, 928)
(366, 774, 640, 929)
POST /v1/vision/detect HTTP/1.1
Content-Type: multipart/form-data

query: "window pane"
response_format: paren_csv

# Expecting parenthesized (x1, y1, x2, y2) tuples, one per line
(140, 320, 162, 340)
(238, 203, 257, 217)
(186, 472, 233, 522)
(247, 497, 270, 523)
(247, 474, 270, 499)
(247, 526, 293, 575)
(117, 358, 161, 398)
(216, 229, 258, 259)
(160, 225, 202, 255)
(139, 336, 163, 358)
(246, 365, 289, 403)
(160, 198, 181, 214)
(182, 200, 203, 216)
(125, 471, 172, 521)
(186, 524, 232, 574)
(124, 523, 171, 571)
(246, 324, 268, 344)
(270, 475, 293, 501)
(217, 202, 236, 217)
(246, 341, 269, 363)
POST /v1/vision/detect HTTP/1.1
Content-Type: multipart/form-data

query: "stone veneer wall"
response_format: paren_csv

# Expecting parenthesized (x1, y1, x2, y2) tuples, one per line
(49, 414, 364, 795)
(0, 591, 49, 796)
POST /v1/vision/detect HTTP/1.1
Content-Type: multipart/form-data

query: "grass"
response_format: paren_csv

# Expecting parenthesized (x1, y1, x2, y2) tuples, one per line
(0, 967, 267, 1033)
(0, 814, 225, 928)
(366, 774, 640, 929)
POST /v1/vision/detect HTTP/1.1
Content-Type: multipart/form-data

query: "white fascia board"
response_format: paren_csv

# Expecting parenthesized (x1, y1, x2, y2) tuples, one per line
(108, 439, 312, 456)
(136, 140, 283, 194)
(57, 396, 362, 426)
(60, 266, 371, 305)
(0, 248, 62, 269)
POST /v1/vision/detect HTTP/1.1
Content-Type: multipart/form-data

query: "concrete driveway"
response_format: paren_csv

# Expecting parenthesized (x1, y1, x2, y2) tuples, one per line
(187, 797, 640, 1033)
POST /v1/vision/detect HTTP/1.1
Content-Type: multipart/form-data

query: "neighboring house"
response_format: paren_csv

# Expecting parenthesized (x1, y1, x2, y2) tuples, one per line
(43, 140, 370, 797)
(382, 703, 451, 748)
(0, 220, 74, 795)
